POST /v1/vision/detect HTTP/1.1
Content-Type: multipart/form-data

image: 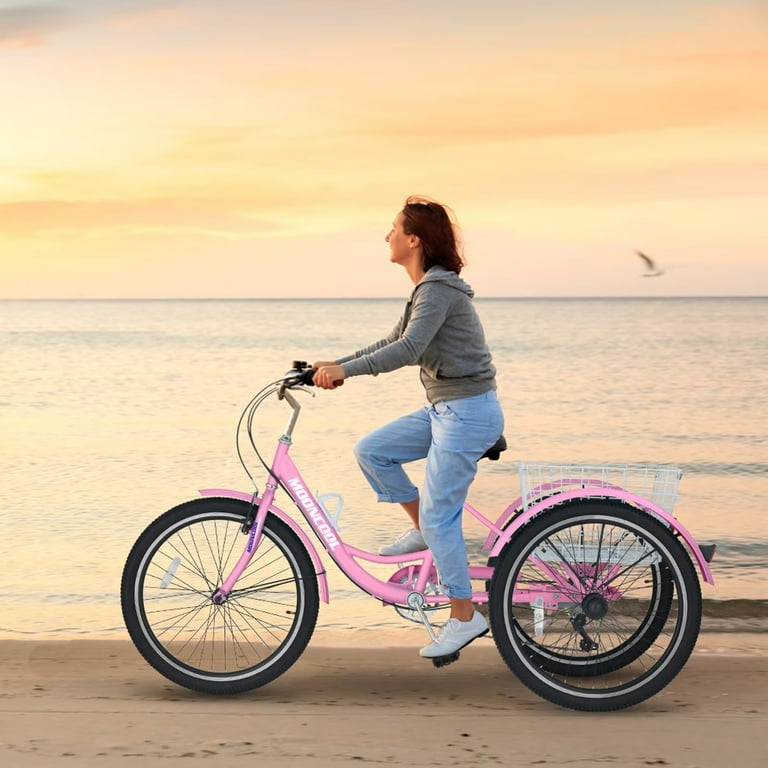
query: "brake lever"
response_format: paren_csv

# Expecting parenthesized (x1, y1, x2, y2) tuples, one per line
(278, 365, 316, 399)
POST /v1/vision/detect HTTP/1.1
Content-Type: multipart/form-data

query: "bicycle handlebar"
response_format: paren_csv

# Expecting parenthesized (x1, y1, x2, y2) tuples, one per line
(286, 360, 316, 386)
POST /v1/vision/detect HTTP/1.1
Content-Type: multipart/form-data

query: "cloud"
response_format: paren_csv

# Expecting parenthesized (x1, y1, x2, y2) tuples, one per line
(345, 47, 768, 147)
(0, 197, 278, 238)
(0, 3, 69, 46)
(510, 159, 768, 206)
(0, 1, 203, 47)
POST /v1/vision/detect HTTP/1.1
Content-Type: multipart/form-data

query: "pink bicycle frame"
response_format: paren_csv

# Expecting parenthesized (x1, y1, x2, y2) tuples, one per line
(203, 387, 714, 610)
(202, 438, 462, 606)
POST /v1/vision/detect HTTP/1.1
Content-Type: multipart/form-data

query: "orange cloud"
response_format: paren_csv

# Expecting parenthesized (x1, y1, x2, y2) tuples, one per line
(1, 1, 766, 298)
(0, 198, 277, 238)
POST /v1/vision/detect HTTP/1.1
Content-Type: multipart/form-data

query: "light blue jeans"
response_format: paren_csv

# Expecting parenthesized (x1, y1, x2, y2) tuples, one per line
(354, 390, 504, 599)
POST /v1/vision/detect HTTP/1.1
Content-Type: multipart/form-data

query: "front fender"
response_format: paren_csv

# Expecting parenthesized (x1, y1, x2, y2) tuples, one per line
(199, 488, 330, 603)
(488, 489, 714, 585)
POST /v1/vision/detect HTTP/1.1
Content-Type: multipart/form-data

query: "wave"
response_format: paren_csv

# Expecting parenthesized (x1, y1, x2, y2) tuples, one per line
(679, 461, 768, 477)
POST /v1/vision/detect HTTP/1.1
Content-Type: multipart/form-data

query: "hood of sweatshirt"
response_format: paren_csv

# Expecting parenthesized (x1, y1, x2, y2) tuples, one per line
(416, 266, 474, 299)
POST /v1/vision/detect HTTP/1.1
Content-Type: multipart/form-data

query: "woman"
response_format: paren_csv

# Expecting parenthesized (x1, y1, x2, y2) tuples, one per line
(313, 195, 504, 659)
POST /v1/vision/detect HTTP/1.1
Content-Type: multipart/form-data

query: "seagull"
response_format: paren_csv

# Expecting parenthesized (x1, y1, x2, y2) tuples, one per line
(636, 250, 664, 277)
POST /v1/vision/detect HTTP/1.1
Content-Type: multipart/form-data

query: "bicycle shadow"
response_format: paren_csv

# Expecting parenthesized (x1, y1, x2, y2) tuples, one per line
(134, 644, 555, 711)
(132, 644, 693, 715)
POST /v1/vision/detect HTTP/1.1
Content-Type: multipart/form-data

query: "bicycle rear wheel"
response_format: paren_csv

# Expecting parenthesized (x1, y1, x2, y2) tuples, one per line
(510, 500, 675, 677)
(489, 501, 701, 711)
(121, 497, 319, 694)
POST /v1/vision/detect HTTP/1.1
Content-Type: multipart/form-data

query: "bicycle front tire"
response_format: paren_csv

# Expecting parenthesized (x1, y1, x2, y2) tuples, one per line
(121, 497, 319, 694)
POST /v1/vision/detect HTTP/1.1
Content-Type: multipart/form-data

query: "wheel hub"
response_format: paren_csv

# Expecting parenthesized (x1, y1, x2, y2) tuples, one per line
(582, 592, 609, 620)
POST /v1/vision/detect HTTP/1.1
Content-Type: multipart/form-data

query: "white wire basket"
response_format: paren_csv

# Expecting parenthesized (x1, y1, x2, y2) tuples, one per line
(517, 461, 682, 515)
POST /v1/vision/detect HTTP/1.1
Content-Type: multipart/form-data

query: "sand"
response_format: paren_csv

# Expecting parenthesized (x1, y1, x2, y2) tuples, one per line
(1, 631, 766, 767)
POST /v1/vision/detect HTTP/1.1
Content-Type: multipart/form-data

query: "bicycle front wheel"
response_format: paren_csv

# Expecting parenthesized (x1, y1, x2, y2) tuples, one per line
(489, 501, 701, 711)
(121, 497, 319, 694)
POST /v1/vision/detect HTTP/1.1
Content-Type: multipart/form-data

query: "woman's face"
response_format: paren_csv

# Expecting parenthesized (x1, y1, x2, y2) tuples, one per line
(386, 211, 411, 265)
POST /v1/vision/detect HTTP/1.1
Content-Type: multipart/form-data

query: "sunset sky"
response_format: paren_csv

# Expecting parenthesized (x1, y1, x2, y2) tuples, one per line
(1, 0, 766, 298)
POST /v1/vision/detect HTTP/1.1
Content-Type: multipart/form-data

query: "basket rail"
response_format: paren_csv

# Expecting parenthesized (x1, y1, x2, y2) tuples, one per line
(518, 461, 682, 515)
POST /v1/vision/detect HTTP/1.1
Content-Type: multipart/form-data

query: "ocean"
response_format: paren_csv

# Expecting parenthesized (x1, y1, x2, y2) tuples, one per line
(1, 296, 766, 639)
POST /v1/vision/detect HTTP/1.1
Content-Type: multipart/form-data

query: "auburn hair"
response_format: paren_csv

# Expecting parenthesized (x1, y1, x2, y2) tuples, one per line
(401, 195, 464, 274)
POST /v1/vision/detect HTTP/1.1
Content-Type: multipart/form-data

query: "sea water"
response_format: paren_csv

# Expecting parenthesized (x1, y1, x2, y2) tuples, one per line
(1, 297, 766, 638)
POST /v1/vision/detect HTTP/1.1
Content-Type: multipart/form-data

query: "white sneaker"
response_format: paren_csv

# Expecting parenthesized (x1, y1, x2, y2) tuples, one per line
(419, 611, 489, 658)
(379, 528, 427, 556)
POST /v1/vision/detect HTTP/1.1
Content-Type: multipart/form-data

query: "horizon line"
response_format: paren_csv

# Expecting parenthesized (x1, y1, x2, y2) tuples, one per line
(1, 295, 766, 302)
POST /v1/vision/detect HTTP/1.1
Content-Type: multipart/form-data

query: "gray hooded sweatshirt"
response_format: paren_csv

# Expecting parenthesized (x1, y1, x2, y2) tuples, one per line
(336, 266, 497, 404)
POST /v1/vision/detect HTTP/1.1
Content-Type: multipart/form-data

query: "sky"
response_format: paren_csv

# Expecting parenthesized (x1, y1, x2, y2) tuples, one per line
(1, 0, 766, 298)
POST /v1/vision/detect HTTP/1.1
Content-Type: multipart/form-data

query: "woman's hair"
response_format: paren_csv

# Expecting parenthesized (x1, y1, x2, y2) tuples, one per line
(401, 195, 464, 274)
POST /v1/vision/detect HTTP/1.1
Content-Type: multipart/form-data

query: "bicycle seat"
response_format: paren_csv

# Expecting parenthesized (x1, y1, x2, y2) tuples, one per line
(480, 435, 507, 461)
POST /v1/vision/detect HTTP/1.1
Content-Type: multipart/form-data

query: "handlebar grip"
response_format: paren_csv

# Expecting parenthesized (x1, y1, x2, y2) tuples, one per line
(288, 361, 341, 387)
(300, 368, 316, 385)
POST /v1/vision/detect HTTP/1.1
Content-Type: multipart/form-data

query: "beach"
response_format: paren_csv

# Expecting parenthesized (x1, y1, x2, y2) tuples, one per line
(2, 297, 766, 766)
(1, 630, 766, 767)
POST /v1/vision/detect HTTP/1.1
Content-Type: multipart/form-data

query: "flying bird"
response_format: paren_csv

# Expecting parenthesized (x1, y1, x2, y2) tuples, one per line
(636, 250, 664, 277)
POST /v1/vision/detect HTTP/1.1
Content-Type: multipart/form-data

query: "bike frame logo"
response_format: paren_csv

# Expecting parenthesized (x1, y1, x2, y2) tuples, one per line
(286, 477, 340, 550)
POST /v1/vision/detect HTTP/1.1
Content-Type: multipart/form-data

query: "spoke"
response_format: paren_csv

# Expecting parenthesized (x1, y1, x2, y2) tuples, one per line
(137, 513, 307, 675)
(503, 511, 692, 698)
(233, 575, 303, 599)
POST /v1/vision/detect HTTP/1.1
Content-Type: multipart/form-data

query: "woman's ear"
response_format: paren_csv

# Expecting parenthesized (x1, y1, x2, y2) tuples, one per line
(408, 233, 421, 249)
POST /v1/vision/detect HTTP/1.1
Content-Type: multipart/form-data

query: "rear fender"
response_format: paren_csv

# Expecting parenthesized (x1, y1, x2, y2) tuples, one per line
(199, 488, 330, 602)
(488, 488, 714, 585)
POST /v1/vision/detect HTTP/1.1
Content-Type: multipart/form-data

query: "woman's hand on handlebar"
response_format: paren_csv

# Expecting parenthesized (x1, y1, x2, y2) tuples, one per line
(312, 362, 346, 390)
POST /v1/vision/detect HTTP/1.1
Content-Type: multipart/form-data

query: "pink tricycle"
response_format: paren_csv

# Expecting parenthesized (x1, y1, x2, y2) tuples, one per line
(121, 362, 716, 711)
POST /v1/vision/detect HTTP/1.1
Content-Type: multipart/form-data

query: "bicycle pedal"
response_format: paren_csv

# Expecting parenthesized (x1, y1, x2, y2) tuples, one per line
(431, 650, 460, 668)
